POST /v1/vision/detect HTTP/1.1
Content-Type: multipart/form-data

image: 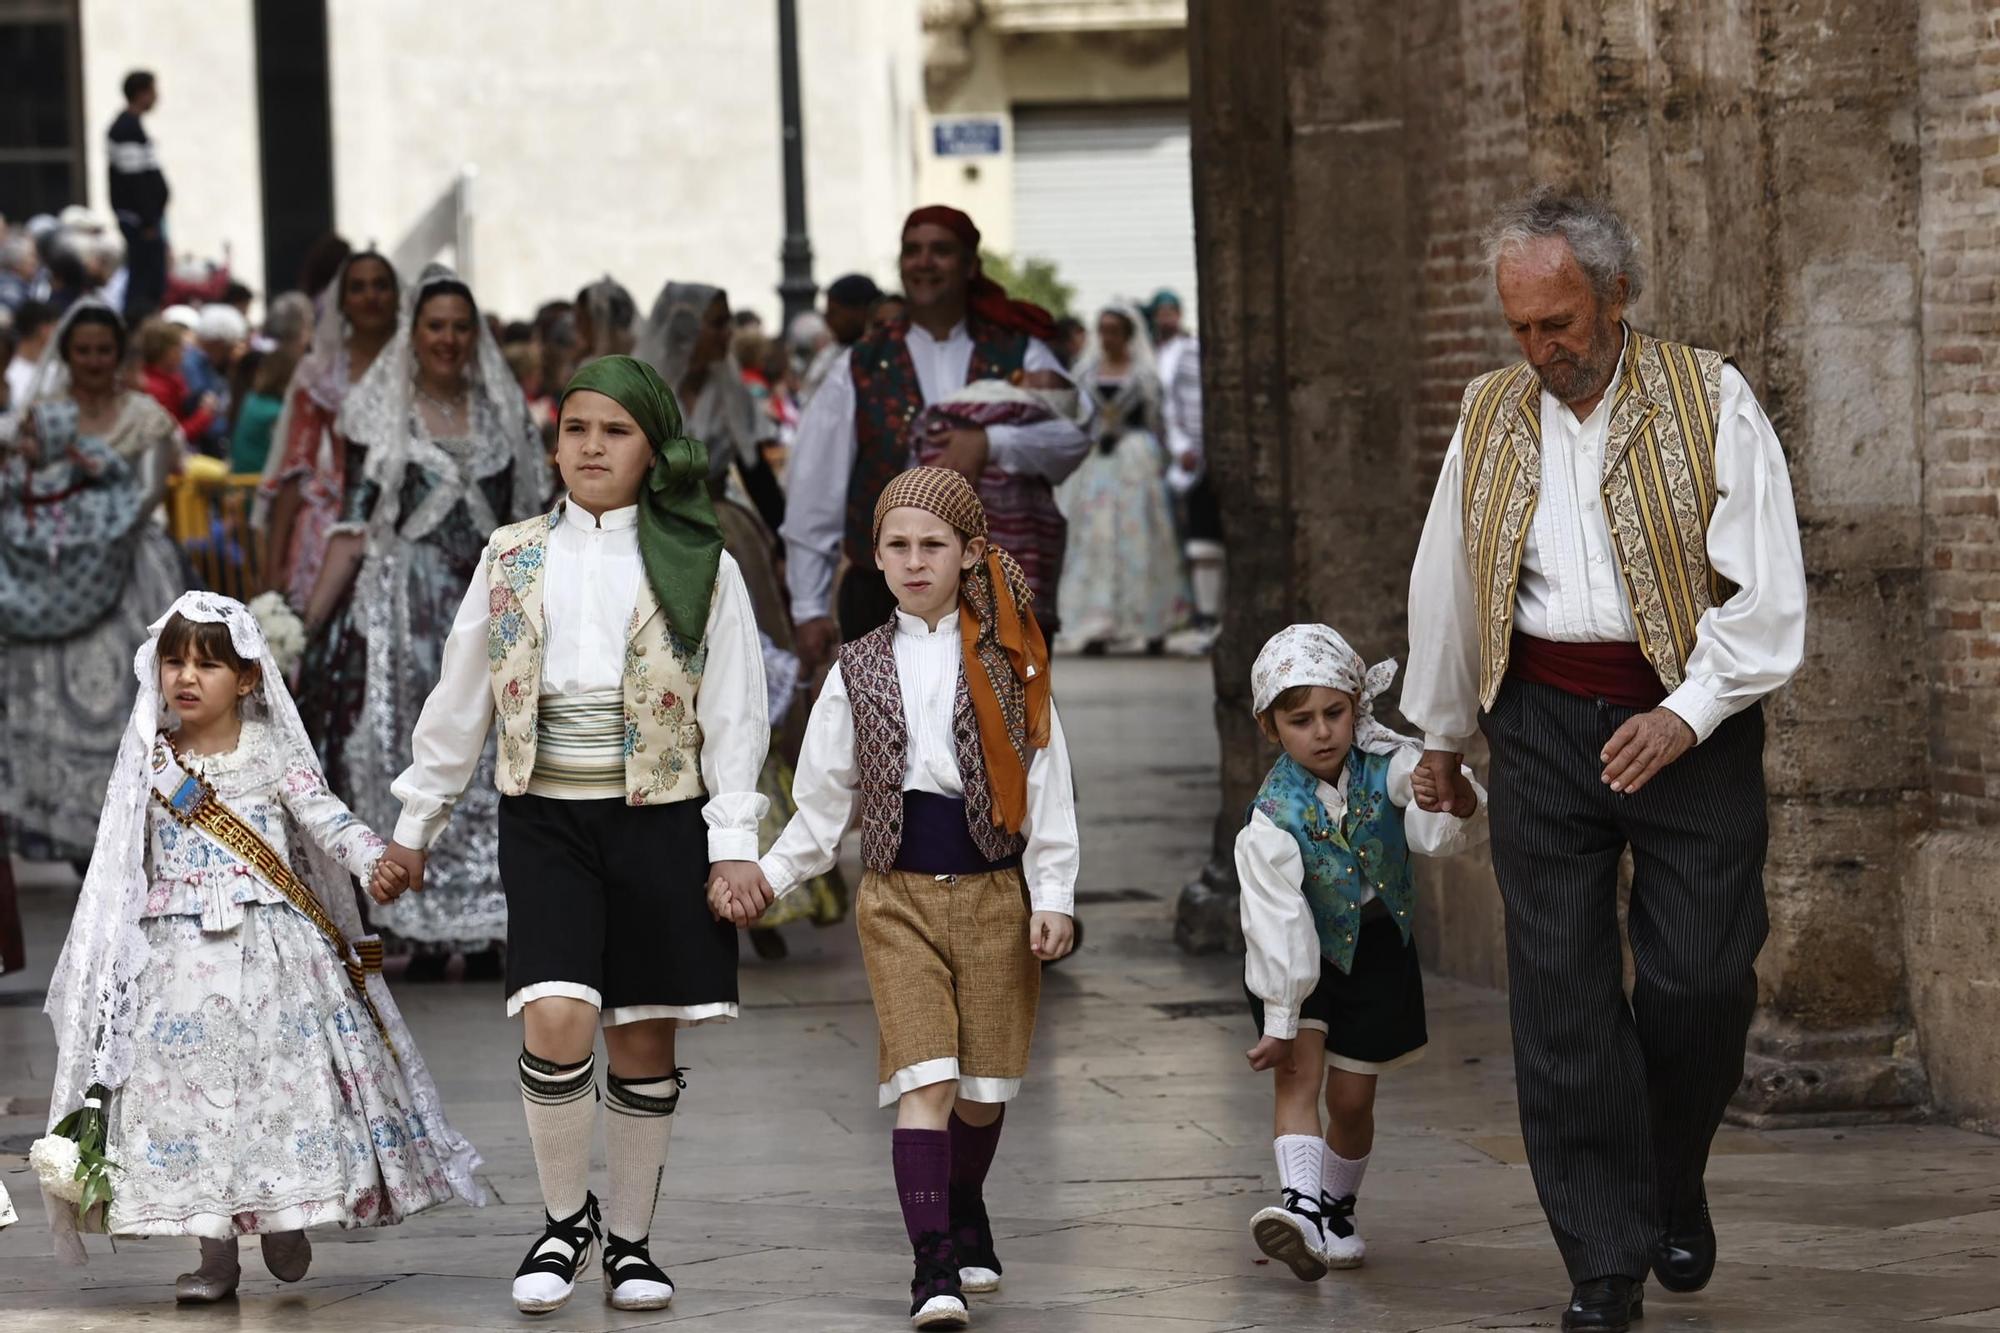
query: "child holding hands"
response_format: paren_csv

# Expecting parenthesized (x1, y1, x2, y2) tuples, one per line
(1238, 624, 1483, 1280)
(39, 592, 480, 1300)
(727, 466, 1079, 1331)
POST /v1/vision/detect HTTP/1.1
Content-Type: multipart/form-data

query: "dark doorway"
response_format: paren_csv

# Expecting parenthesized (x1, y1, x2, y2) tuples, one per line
(0, 0, 84, 219)
(252, 0, 334, 297)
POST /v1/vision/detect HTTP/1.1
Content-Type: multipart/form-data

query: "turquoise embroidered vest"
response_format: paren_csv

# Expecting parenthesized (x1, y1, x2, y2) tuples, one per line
(844, 317, 1029, 565)
(1249, 749, 1414, 974)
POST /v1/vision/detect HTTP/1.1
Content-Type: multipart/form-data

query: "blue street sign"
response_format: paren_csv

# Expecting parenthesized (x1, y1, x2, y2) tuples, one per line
(934, 119, 1005, 158)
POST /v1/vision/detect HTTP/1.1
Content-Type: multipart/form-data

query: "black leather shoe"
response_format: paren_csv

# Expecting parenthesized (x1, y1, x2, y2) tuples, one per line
(1562, 1275, 1644, 1332)
(1653, 1190, 1716, 1292)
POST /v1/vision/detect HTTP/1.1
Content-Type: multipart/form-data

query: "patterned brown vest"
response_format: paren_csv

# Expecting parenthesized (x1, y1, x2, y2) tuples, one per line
(845, 317, 1030, 566)
(1457, 329, 1731, 706)
(839, 621, 1027, 873)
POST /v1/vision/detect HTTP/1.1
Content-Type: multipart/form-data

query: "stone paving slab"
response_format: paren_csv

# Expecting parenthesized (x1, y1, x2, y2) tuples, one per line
(3, 658, 1998, 1330)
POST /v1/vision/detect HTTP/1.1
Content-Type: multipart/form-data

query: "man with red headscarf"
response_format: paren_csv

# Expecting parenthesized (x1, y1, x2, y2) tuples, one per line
(782, 206, 1091, 666)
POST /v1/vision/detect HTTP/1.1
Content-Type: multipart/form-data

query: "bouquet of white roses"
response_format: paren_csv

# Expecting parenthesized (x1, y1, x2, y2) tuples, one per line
(31, 1083, 120, 1219)
(248, 590, 307, 679)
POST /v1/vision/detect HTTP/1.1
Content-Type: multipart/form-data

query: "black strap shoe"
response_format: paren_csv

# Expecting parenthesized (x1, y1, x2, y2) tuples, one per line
(512, 1193, 601, 1313)
(1563, 1274, 1644, 1332)
(1652, 1188, 1716, 1292)
(950, 1189, 1002, 1290)
(602, 1232, 675, 1310)
(908, 1228, 967, 1327)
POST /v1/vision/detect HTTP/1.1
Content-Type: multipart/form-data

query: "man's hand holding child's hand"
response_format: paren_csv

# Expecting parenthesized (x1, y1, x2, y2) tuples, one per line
(1412, 751, 1480, 819)
(1028, 911, 1074, 961)
(1245, 1035, 1295, 1074)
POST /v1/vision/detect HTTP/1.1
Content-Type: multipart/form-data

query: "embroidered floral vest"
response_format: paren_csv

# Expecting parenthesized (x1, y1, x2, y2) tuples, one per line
(839, 621, 1026, 873)
(844, 317, 1030, 565)
(1250, 749, 1414, 975)
(485, 509, 710, 806)
(1458, 330, 1730, 707)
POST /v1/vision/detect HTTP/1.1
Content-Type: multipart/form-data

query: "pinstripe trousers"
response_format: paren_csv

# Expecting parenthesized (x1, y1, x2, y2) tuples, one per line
(1482, 678, 1768, 1283)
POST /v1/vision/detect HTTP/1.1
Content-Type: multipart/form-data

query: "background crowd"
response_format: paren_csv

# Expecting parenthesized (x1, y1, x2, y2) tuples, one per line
(0, 68, 1225, 976)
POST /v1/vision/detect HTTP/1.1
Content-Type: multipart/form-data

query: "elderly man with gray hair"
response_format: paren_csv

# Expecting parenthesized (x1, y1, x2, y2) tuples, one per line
(1402, 188, 1807, 1331)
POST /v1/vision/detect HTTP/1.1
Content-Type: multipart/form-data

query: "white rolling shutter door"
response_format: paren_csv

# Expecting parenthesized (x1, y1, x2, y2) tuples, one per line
(1011, 103, 1198, 327)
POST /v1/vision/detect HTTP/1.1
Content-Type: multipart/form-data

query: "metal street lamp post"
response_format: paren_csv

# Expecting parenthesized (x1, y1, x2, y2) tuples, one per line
(776, 0, 817, 324)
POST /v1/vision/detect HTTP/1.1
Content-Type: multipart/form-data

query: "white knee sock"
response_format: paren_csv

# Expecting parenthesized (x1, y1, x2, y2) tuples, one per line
(1274, 1134, 1326, 1206)
(603, 1069, 682, 1243)
(1323, 1147, 1369, 1202)
(519, 1049, 597, 1221)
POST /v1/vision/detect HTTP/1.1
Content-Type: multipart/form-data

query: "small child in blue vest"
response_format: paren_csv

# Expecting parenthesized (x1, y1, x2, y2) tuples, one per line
(1238, 624, 1484, 1280)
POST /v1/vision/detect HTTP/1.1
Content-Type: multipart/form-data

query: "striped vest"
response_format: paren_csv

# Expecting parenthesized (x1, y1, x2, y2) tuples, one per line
(484, 509, 710, 806)
(1457, 330, 1730, 707)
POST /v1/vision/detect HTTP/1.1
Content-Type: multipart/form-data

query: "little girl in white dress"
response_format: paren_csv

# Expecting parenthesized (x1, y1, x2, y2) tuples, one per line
(39, 592, 482, 1300)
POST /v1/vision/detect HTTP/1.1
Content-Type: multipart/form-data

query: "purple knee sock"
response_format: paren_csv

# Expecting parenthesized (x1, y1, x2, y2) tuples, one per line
(949, 1107, 1004, 1197)
(892, 1128, 952, 1244)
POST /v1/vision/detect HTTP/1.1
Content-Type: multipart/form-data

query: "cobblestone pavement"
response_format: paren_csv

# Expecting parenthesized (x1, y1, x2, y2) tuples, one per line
(4, 658, 1998, 1331)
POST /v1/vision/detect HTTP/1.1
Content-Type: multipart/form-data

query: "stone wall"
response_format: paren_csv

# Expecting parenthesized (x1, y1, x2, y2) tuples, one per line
(1185, 0, 1999, 1126)
(1909, 0, 2000, 1131)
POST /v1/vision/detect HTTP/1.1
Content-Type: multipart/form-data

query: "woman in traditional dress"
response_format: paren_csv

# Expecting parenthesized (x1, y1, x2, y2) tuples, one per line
(636, 281, 845, 948)
(256, 251, 401, 613)
(0, 301, 189, 865)
(1054, 301, 1190, 655)
(299, 263, 550, 979)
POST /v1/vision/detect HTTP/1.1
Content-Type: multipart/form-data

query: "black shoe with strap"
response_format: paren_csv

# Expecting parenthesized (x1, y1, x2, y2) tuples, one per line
(512, 1193, 601, 1314)
(908, 1229, 967, 1327)
(1562, 1274, 1645, 1332)
(1652, 1188, 1716, 1293)
(950, 1190, 1002, 1289)
(602, 1232, 675, 1311)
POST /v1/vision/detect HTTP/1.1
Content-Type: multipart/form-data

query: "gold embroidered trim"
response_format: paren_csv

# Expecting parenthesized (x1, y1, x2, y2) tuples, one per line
(1458, 332, 1728, 706)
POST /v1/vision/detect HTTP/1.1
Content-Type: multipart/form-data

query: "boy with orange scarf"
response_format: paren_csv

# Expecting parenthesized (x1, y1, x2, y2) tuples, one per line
(724, 466, 1079, 1330)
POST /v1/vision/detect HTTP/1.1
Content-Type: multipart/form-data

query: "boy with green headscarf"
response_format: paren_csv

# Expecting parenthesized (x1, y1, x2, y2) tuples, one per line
(380, 355, 776, 1314)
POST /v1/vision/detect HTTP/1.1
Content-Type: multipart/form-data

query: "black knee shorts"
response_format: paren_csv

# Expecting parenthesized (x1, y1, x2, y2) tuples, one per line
(497, 793, 737, 1026)
(1245, 907, 1428, 1073)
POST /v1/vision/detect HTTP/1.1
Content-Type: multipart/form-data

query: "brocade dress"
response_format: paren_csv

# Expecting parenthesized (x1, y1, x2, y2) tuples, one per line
(106, 719, 474, 1237)
(300, 407, 547, 953)
(0, 393, 189, 862)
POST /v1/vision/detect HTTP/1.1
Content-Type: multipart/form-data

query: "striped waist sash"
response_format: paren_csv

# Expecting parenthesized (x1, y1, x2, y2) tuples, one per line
(528, 690, 627, 798)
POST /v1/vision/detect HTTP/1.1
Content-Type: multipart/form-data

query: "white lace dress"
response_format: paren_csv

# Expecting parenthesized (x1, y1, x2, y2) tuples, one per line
(104, 719, 467, 1238)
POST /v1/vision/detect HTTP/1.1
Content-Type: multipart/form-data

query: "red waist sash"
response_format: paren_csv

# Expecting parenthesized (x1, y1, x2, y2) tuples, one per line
(1508, 631, 1666, 709)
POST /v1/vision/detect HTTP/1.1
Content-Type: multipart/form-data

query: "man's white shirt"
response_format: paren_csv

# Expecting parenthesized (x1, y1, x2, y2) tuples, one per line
(778, 322, 1090, 623)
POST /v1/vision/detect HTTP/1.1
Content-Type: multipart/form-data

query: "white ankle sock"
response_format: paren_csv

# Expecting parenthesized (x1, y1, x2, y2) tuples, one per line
(1274, 1134, 1326, 1204)
(520, 1049, 597, 1220)
(604, 1069, 681, 1243)
(1323, 1147, 1369, 1202)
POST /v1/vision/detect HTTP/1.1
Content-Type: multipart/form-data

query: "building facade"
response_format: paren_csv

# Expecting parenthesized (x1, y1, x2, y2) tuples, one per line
(3, 0, 1192, 325)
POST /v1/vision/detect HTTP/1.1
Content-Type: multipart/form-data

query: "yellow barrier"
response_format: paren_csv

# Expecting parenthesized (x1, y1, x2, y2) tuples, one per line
(167, 464, 269, 602)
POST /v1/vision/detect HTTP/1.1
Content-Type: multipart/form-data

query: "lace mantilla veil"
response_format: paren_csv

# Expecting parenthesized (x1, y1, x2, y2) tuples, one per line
(40, 591, 485, 1261)
(251, 252, 404, 528)
(335, 260, 546, 547)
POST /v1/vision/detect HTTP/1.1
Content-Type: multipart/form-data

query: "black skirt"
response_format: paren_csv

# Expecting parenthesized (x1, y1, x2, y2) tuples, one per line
(497, 793, 737, 1023)
(1246, 906, 1427, 1071)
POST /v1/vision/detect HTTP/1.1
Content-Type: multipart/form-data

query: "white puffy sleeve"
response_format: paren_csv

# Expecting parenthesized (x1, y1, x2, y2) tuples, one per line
(759, 663, 861, 896)
(1235, 813, 1320, 1041)
(697, 553, 772, 863)
(1384, 746, 1488, 858)
(391, 556, 498, 850)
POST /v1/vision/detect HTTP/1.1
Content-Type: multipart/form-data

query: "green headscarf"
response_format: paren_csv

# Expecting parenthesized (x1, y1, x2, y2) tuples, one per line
(558, 355, 724, 645)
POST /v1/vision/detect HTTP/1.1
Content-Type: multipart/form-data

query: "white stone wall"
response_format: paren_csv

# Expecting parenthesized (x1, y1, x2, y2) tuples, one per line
(80, 0, 265, 300)
(326, 0, 925, 324)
